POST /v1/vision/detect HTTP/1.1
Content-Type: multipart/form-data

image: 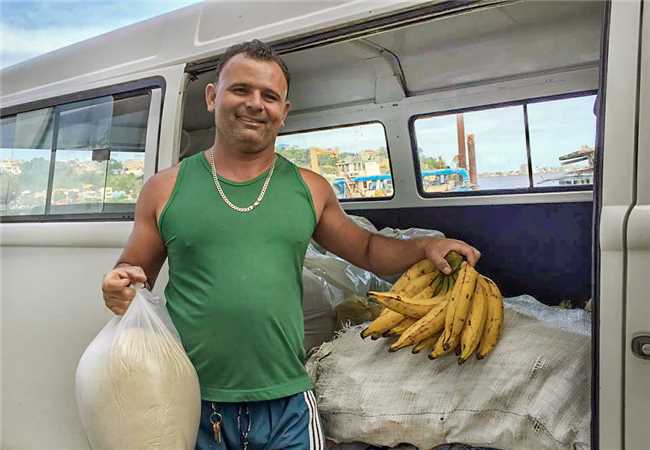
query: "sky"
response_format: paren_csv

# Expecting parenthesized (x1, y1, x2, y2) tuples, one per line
(0, 0, 202, 69)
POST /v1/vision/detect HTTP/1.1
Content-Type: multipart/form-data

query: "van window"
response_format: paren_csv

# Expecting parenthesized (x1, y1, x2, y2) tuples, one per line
(527, 95, 597, 187)
(0, 91, 151, 217)
(1, 110, 54, 215)
(414, 105, 528, 193)
(412, 93, 597, 195)
(276, 122, 393, 200)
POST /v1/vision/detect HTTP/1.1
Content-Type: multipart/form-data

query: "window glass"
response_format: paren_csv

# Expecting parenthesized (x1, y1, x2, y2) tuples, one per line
(57, 96, 113, 151)
(414, 105, 528, 193)
(0, 91, 151, 218)
(1, 110, 54, 216)
(276, 122, 393, 200)
(527, 95, 597, 187)
(50, 94, 149, 214)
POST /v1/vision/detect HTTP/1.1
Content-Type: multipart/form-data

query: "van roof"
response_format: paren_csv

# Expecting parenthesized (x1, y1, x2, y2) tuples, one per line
(0, 0, 603, 108)
(0, 0, 406, 105)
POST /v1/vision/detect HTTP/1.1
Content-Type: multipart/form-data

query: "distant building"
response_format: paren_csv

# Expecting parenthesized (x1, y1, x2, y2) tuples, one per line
(359, 149, 379, 161)
(0, 160, 22, 175)
(337, 153, 383, 178)
(122, 159, 144, 177)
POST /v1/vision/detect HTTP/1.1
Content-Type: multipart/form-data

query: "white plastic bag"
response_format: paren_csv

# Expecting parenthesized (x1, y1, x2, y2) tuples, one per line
(75, 287, 201, 450)
(303, 267, 343, 352)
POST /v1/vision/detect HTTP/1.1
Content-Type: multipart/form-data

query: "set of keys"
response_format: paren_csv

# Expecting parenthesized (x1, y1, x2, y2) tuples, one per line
(210, 404, 223, 445)
(210, 402, 250, 449)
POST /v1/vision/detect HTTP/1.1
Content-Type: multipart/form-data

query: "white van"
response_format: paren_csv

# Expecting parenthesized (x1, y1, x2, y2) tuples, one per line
(1, 1, 648, 449)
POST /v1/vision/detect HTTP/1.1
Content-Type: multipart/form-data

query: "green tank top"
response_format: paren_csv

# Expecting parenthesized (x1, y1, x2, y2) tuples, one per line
(158, 152, 317, 402)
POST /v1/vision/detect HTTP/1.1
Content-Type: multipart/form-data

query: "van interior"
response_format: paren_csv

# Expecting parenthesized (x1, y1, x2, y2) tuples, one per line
(180, 0, 603, 307)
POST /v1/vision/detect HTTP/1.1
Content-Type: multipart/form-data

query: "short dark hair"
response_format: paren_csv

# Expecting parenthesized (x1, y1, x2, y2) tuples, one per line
(215, 39, 291, 96)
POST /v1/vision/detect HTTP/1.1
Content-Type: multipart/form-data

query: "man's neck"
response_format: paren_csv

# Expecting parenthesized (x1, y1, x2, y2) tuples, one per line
(205, 142, 276, 182)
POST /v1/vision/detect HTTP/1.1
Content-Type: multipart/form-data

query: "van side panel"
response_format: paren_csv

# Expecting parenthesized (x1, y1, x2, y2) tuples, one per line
(2, 247, 120, 450)
(0, 64, 183, 449)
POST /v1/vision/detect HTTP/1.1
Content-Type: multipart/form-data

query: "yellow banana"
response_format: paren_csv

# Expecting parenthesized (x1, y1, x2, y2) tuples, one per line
(405, 259, 436, 279)
(391, 259, 437, 293)
(428, 332, 458, 360)
(412, 334, 440, 354)
(458, 278, 488, 364)
(442, 262, 479, 350)
(360, 309, 404, 339)
(477, 276, 504, 359)
(389, 299, 448, 352)
(391, 271, 411, 293)
(402, 271, 439, 297)
(368, 291, 445, 319)
(385, 317, 417, 336)
(413, 286, 435, 300)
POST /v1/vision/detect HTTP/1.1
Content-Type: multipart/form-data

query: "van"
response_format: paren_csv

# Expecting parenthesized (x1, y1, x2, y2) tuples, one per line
(1, 1, 648, 449)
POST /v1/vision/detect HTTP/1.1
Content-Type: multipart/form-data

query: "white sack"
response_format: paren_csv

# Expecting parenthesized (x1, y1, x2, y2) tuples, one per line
(75, 288, 201, 450)
(307, 295, 591, 450)
(304, 266, 344, 352)
(304, 245, 392, 298)
(302, 215, 443, 352)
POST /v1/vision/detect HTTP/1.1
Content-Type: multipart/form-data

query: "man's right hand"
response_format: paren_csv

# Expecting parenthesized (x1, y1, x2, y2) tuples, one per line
(101, 265, 148, 315)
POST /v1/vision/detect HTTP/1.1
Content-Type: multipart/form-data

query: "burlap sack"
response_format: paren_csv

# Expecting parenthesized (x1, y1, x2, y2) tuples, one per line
(307, 296, 591, 450)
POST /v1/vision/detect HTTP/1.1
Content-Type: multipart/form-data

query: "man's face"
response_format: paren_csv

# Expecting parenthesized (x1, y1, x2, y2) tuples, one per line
(206, 54, 290, 153)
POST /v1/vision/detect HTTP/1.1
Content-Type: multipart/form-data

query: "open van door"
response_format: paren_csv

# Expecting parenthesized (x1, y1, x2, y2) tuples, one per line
(599, 0, 650, 448)
(625, 0, 650, 448)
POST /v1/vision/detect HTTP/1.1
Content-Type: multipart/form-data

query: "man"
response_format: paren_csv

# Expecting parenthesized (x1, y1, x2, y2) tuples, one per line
(102, 40, 480, 450)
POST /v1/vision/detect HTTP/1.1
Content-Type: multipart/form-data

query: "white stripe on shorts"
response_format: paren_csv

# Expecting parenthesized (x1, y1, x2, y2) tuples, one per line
(303, 390, 324, 450)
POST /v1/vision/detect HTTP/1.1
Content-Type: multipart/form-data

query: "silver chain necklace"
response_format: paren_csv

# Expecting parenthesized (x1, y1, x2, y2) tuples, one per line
(207, 149, 276, 213)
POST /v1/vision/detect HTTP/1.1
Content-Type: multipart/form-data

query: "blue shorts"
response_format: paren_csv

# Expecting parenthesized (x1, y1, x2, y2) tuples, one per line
(195, 390, 325, 450)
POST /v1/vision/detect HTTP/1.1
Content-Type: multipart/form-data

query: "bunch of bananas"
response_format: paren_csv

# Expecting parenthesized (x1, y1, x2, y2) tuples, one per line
(362, 253, 504, 364)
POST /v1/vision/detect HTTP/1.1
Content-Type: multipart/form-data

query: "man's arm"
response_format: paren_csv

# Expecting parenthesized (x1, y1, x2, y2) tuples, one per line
(113, 169, 174, 287)
(102, 168, 175, 314)
(310, 174, 480, 276)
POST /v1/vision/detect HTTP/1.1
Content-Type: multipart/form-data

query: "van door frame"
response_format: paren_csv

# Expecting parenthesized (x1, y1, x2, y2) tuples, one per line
(183, 0, 608, 446)
(598, 0, 645, 449)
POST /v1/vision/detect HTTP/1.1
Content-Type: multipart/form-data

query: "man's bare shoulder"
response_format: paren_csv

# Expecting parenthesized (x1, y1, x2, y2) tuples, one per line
(136, 164, 181, 221)
(297, 167, 336, 220)
(297, 167, 330, 192)
(142, 165, 179, 198)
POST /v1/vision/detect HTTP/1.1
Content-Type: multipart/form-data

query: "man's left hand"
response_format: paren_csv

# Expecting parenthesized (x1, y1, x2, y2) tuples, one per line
(423, 238, 481, 275)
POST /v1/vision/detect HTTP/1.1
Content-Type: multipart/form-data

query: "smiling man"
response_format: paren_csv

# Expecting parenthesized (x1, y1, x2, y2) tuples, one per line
(101, 40, 480, 449)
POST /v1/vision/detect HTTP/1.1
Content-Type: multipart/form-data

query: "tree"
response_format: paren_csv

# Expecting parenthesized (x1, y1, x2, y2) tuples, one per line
(0, 172, 19, 210)
(108, 159, 123, 175)
(277, 147, 308, 167)
(108, 173, 143, 202)
(17, 157, 50, 192)
(420, 155, 447, 170)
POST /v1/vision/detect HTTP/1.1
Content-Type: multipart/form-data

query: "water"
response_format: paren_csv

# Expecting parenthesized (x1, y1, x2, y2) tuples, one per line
(476, 175, 530, 190)
(475, 174, 591, 190)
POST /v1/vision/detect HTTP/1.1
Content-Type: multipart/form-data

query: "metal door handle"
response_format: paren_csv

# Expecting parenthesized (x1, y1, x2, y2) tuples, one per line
(631, 335, 650, 360)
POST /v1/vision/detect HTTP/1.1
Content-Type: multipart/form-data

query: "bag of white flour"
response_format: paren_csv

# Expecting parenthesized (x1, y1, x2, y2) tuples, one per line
(75, 287, 201, 450)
